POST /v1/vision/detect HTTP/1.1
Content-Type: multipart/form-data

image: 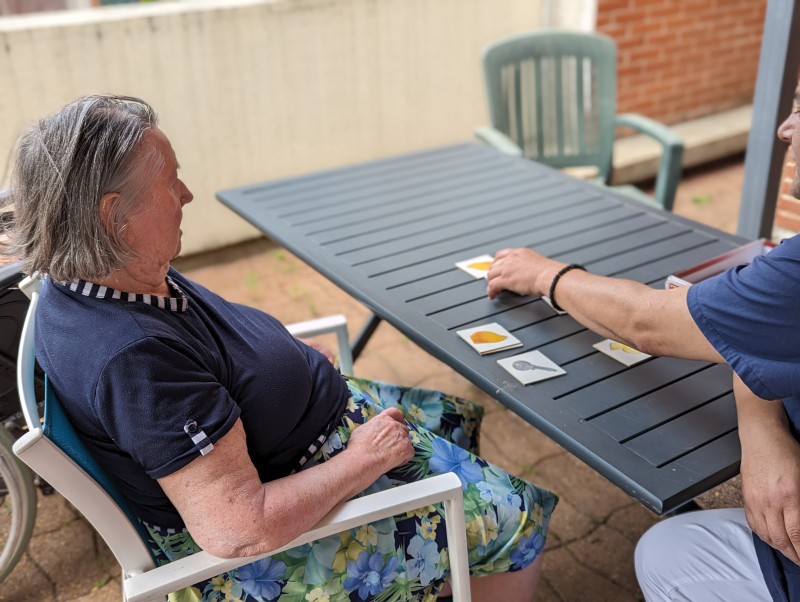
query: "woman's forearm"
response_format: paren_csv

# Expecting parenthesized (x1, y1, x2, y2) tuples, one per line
(159, 409, 414, 558)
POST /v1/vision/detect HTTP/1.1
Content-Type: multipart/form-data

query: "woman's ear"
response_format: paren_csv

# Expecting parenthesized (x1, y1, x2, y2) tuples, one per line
(99, 192, 120, 233)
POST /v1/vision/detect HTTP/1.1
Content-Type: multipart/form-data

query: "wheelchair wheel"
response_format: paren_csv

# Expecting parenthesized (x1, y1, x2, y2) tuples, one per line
(0, 425, 37, 582)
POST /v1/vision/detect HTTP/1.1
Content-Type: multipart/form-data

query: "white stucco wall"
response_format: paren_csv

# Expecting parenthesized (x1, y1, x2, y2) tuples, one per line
(0, 0, 543, 254)
(540, 0, 596, 32)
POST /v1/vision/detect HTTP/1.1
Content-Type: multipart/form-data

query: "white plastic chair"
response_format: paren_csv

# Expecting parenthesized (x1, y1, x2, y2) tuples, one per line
(12, 276, 471, 601)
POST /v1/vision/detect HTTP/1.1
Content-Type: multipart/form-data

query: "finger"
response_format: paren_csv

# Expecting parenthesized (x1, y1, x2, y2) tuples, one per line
(492, 248, 511, 260)
(764, 510, 800, 564)
(753, 520, 772, 548)
(784, 509, 800, 565)
(380, 407, 407, 424)
(744, 504, 771, 547)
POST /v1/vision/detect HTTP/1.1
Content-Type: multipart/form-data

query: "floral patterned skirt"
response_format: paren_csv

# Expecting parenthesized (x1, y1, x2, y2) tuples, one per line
(144, 377, 558, 601)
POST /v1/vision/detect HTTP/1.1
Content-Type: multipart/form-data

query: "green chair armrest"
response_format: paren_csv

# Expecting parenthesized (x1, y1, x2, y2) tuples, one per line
(615, 113, 684, 211)
(474, 126, 523, 157)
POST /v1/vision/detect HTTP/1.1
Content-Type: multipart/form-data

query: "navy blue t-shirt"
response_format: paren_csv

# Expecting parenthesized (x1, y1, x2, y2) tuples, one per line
(688, 234, 800, 602)
(35, 268, 349, 527)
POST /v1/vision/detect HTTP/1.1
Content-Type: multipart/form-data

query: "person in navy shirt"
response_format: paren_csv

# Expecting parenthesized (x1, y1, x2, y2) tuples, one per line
(486, 84, 800, 601)
(4, 94, 558, 602)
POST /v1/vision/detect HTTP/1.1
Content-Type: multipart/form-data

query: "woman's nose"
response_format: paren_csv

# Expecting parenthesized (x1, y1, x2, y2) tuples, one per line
(179, 180, 194, 205)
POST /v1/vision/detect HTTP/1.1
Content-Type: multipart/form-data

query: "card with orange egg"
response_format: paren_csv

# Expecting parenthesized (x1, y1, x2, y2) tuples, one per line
(455, 254, 494, 279)
(456, 322, 522, 355)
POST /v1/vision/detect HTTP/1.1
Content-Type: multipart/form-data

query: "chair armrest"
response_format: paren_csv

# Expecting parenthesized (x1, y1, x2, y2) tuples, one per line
(123, 473, 469, 602)
(615, 113, 684, 211)
(474, 126, 523, 157)
(286, 314, 353, 376)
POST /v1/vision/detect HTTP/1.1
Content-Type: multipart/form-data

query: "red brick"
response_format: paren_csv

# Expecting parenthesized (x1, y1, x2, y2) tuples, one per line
(597, 0, 767, 124)
(777, 196, 800, 213)
(614, 10, 648, 24)
(598, 0, 631, 11)
(775, 210, 800, 233)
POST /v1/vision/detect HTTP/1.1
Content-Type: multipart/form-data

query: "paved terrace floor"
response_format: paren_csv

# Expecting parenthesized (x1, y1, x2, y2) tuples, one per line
(1, 154, 749, 602)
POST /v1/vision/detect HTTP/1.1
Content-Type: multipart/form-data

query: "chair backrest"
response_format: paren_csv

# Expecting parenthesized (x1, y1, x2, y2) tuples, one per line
(13, 279, 159, 577)
(0, 262, 35, 426)
(482, 29, 618, 181)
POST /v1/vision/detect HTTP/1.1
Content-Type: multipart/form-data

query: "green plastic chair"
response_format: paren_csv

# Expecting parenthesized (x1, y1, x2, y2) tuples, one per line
(476, 30, 684, 211)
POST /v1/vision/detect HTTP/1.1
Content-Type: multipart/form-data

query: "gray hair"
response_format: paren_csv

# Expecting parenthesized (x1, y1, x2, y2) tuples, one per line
(3, 94, 163, 281)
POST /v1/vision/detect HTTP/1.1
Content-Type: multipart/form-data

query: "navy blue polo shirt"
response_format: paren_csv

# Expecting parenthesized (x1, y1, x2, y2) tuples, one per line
(688, 234, 800, 602)
(35, 268, 349, 527)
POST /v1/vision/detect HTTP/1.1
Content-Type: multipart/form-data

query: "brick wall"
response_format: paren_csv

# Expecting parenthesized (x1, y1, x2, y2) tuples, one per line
(777, 149, 799, 232)
(596, 0, 800, 234)
(596, 0, 767, 125)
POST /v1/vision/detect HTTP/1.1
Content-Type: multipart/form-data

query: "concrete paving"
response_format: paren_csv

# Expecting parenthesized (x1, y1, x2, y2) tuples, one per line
(0, 155, 749, 601)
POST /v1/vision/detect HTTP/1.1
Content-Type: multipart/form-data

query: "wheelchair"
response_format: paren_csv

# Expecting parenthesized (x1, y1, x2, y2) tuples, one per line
(0, 261, 47, 581)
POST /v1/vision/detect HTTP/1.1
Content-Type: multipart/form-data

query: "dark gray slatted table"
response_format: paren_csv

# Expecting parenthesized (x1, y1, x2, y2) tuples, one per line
(217, 142, 747, 515)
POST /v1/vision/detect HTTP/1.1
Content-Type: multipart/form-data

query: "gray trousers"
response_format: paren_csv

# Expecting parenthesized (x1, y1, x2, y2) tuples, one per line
(635, 508, 772, 601)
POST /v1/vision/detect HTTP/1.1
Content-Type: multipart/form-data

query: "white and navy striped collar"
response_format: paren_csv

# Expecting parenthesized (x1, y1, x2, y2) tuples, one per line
(62, 276, 188, 313)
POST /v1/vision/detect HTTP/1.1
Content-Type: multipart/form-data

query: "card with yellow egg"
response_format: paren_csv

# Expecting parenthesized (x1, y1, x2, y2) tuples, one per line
(455, 254, 494, 279)
(456, 322, 523, 355)
(592, 339, 651, 366)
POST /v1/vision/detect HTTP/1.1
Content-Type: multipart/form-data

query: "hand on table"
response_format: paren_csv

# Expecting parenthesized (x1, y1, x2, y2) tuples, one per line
(486, 248, 565, 300)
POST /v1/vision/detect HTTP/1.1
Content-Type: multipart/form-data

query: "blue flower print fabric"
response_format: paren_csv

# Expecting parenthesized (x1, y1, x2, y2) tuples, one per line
(145, 377, 557, 601)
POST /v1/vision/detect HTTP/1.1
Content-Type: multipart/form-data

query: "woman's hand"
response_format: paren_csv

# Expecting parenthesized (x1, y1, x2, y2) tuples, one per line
(348, 407, 414, 473)
(486, 248, 565, 300)
(736, 374, 800, 565)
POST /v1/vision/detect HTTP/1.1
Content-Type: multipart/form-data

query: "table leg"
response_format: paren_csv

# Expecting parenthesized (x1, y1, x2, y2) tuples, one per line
(351, 313, 382, 361)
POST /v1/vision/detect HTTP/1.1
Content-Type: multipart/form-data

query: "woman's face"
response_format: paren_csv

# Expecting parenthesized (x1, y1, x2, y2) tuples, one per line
(123, 128, 193, 267)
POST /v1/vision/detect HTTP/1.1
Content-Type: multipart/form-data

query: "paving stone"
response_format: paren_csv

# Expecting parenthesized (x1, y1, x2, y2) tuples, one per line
(534, 453, 634, 521)
(481, 411, 565, 470)
(532, 556, 560, 602)
(566, 524, 641, 594)
(605, 503, 660, 545)
(69, 578, 122, 602)
(31, 491, 80, 536)
(695, 474, 743, 509)
(26, 519, 117, 601)
(0, 552, 56, 601)
(540, 546, 642, 602)
(543, 496, 597, 548)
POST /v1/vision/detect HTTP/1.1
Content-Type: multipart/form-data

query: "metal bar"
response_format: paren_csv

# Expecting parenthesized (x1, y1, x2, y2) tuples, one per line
(738, 0, 800, 239)
(350, 313, 382, 361)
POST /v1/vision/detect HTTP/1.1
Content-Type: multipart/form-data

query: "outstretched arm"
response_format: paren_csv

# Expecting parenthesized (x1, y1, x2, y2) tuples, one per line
(736, 373, 800, 565)
(486, 247, 724, 362)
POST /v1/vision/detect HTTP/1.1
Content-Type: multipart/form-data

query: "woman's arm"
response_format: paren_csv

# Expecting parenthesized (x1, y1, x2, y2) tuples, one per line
(736, 373, 800, 565)
(486, 247, 724, 361)
(157, 407, 414, 558)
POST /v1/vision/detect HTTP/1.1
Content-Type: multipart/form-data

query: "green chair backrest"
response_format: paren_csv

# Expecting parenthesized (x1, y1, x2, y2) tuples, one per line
(482, 30, 618, 182)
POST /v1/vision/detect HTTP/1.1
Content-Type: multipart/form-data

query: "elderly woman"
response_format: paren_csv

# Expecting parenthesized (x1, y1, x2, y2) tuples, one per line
(5, 95, 556, 602)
